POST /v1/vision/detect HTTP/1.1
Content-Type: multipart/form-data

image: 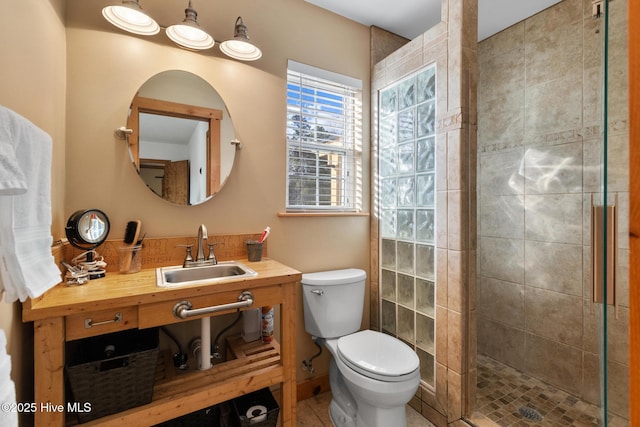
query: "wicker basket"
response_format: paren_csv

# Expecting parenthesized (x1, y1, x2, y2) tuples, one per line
(66, 328, 159, 423)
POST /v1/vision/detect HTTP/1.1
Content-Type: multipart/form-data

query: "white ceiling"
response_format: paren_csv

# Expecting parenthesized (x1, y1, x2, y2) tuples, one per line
(305, 0, 563, 41)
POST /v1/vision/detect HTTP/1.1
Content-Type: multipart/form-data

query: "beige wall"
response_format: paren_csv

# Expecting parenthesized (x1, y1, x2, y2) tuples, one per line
(63, 0, 370, 384)
(0, 0, 66, 419)
(0, 0, 371, 409)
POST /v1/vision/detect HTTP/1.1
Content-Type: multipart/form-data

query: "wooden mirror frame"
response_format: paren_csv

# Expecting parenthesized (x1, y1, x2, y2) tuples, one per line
(128, 95, 223, 199)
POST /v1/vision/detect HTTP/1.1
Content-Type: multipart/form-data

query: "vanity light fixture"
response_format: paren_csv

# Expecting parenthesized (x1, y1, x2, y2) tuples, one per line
(102, 2, 261, 58)
(102, 0, 160, 36)
(166, 0, 215, 50)
(219, 17, 263, 61)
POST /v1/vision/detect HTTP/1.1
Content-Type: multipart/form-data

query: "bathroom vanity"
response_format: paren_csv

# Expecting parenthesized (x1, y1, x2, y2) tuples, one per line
(22, 257, 300, 426)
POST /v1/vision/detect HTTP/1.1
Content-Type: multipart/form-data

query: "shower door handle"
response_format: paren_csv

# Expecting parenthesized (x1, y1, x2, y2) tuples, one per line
(591, 202, 617, 306)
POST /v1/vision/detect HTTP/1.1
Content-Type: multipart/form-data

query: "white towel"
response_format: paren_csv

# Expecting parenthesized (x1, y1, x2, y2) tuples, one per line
(0, 330, 17, 427)
(0, 105, 61, 302)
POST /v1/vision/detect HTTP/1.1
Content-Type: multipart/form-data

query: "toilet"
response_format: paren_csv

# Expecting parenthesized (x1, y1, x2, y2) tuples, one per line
(301, 269, 420, 427)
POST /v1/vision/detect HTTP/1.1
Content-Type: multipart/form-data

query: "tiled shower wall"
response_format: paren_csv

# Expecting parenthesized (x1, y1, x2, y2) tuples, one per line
(476, 0, 629, 420)
(371, 0, 478, 424)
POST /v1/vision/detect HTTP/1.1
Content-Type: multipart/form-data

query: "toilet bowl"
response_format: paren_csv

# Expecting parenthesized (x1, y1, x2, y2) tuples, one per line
(301, 269, 421, 427)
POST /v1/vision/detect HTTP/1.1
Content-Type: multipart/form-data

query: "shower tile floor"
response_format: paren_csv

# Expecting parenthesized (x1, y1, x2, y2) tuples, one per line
(470, 354, 628, 427)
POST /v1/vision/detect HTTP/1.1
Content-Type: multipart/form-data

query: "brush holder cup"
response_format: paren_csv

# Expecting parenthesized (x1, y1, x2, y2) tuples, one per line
(246, 241, 264, 262)
(118, 245, 142, 274)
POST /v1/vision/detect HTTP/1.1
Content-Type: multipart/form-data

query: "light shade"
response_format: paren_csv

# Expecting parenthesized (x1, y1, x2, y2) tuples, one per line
(166, 1, 214, 50)
(102, 0, 160, 36)
(220, 17, 262, 61)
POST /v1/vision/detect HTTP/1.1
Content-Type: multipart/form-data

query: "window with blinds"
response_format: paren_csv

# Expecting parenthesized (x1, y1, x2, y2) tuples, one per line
(286, 60, 362, 211)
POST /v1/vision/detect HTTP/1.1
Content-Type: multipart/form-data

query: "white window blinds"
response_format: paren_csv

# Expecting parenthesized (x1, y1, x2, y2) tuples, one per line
(286, 60, 362, 211)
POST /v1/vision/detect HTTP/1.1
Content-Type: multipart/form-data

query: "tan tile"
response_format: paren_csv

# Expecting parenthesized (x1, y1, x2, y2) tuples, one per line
(479, 194, 525, 239)
(524, 333, 583, 395)
(523, 74, 582, 141)
(523, 193, 583, 245)
(477, 318, 525, 370)
(478, 149, 525, 196)
(524, 0, 582, 41)
(477, 276, 524, 328)
(607, 133, 630, 193)
(478, 22, 524, 63)
(447, 310, 463, 374)
(436, 191, 448, 249)
(296, 399, 325, 427)
(525, 287, 583, 347)
(582, 352, 601, 405)
(468, 251, 476, 311)
(447, 369, 462, 420)
(436, 132, 448, 192)
(582, 66, 603, 128)
(436, 305, 448, 365)
(523, 141, 583, 195)
(524, 20, 582, 87)
(447, 129, 463, 191)
(407, 403, 436, 427)
(435, 55, 449, 117)
(524, 240, 583, 296)
(436, 248, 448, 306)
(435, 362, 448, 414)
(604, 307, 628, 367)
(478, 236, 524, 284)
(466, 411, 500, 427)
(447, 190, 468, 251)
(447, 250, 464, 312)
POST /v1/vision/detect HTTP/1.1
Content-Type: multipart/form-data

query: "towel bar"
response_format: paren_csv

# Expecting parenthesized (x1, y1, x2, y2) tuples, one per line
(172, 291, 254, 319)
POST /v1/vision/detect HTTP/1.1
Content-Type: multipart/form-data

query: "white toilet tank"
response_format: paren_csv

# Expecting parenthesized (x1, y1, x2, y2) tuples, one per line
(301, 268, 366, 339)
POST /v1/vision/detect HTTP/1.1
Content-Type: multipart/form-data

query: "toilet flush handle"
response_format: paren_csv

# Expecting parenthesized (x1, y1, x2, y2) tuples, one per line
(311, 289, 324, 296)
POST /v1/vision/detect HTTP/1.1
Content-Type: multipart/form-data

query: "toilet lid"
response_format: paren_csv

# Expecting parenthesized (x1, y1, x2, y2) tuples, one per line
(337, 330, 420, 382)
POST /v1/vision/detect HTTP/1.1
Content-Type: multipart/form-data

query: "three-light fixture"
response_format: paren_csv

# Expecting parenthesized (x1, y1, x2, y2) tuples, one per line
(102, 0, 262, 60)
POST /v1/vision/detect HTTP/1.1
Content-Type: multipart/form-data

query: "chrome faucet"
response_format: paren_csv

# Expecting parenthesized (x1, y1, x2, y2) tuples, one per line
(183, 224, 218, 267)
(196, 224, 208, 262)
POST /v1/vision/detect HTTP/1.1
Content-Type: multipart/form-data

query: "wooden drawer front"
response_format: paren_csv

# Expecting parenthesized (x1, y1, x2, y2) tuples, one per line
(66, 306, 138, 341)
(138, 286, 283, 328)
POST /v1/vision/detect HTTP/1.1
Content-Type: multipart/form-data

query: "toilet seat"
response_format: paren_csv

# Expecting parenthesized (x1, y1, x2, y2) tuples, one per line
(336, 330, 420, 382)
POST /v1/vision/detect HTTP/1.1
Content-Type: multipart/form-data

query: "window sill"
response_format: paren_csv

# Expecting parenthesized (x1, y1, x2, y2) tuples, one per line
(278, 211, 369, 218)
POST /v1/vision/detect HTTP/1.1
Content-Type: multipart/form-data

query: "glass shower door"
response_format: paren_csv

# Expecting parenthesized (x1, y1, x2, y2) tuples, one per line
(467, 0, 630, 424)
(596, 0, 630, 424)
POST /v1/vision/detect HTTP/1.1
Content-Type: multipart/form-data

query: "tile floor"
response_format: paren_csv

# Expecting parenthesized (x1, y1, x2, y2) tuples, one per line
(469, 354, 628, 427)
(297, 391, 436, 426)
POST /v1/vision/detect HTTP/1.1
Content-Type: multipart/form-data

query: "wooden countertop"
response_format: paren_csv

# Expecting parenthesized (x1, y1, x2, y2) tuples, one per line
(23, 258, 301, 322)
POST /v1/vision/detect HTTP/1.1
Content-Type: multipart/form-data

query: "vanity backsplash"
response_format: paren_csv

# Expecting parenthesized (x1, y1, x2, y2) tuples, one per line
(60, 233, 266, 273)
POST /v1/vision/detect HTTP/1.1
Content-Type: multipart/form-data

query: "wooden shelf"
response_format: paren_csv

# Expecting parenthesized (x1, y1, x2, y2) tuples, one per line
(73, 338, 282, 426)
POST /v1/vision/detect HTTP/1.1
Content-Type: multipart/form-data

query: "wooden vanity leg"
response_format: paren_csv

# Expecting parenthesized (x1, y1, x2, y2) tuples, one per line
(281, 282, 297, 426)
(33, 317, 65, 427)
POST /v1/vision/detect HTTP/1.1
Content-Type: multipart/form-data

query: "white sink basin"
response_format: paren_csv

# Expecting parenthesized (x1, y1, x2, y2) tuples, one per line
(156, 261, 258, 288)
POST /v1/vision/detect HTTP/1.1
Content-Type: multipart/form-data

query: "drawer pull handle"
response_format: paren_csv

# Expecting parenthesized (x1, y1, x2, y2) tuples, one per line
(173, 290, 254, 319)
(85, 312, 122, 329)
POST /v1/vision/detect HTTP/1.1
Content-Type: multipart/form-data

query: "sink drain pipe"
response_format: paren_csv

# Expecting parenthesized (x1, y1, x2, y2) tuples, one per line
(200, 317, 212, 370)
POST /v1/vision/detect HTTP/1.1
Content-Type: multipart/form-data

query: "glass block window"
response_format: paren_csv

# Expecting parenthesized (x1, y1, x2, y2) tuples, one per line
(378, 65, 436, 388)
(286, 60, 363, 211)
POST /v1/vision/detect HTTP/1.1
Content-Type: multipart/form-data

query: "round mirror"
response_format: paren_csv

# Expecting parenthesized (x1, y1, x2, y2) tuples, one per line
(126, 70, 236, 205)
